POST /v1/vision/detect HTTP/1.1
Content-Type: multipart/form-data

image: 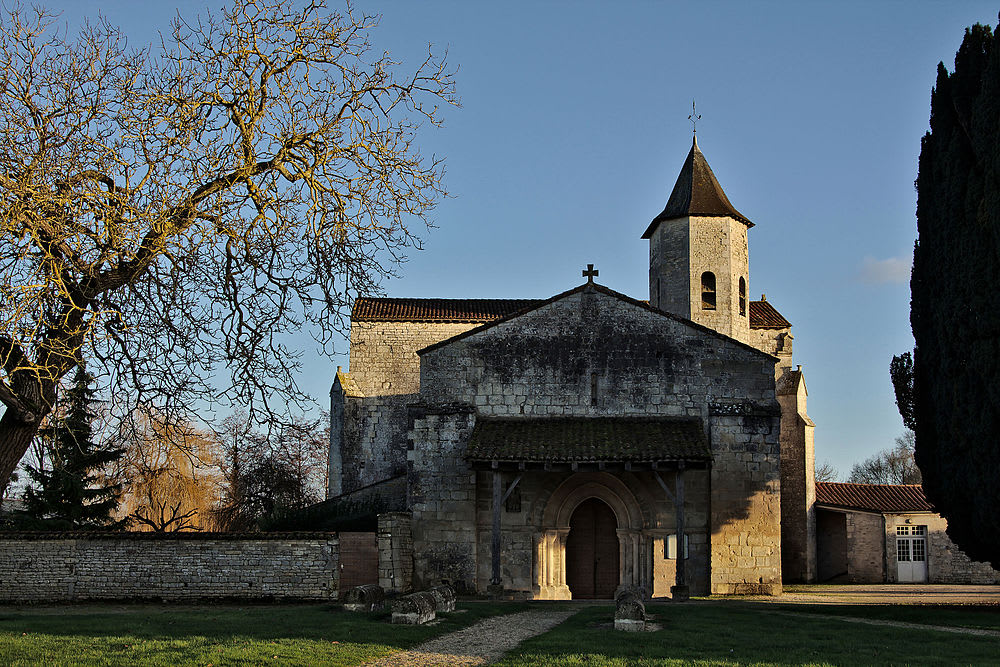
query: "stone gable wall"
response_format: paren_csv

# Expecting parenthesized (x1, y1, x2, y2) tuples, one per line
(338, 321, 478, 493)
(414, 289, 781, 595)
(0, 533, 338, 602)
(419, 290, 775, 417)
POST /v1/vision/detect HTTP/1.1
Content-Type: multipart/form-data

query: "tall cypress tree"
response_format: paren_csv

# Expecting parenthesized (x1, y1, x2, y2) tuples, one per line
(23, 367, 126, 529)
(911, 20, 1000, 567)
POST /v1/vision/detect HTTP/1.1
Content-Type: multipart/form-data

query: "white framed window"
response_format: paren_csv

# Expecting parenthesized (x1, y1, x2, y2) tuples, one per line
(665, 533, 689, 560)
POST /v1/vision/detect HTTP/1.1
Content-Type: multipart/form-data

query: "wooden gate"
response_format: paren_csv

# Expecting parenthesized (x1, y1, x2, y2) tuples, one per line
(338, 532, 378, 591)
(566, 498, 620, 599)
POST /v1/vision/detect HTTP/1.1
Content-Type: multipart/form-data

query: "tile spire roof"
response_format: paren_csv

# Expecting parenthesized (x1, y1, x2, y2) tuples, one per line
(642, 136, 753, 239)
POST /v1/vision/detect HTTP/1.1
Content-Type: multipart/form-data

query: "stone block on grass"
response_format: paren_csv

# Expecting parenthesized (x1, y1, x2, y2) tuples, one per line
(428, 584, 456, 612)
(390, 591, 436, 625)
(614, 588, 646, 632)
(341, 584, 385, 612)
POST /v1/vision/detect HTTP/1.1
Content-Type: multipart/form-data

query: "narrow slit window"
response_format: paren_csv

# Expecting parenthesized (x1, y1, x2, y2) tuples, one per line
(701, 272, 716, 310)
(590, 372, 598, 406)
(739, 277, 747, 316)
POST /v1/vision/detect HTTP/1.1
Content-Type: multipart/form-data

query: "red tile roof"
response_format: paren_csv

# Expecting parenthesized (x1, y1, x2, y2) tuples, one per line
(352, 298, 543, 322)
(815, 482, 934, 513)
(354, 296, 791, 330)
(749, 300, 791, 329)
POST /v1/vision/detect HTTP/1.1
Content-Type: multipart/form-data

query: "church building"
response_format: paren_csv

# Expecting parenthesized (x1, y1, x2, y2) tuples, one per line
(329, 136, 816, 598)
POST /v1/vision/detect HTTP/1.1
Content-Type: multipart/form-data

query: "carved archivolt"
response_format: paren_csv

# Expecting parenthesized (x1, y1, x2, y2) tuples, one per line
(534, 472, 648, 599)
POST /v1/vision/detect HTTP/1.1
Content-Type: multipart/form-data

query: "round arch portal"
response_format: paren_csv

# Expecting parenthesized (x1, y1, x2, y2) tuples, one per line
(533, 473, 647, 600)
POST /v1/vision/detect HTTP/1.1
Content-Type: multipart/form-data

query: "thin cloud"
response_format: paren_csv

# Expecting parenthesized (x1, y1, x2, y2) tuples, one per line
(858, 256, 911, 285)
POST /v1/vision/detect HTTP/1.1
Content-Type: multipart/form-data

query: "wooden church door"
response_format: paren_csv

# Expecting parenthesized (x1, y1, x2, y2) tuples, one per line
(566, 498, 620, 599)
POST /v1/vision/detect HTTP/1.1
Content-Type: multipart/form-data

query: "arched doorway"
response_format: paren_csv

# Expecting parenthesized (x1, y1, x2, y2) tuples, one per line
(565, 498, 620, 599)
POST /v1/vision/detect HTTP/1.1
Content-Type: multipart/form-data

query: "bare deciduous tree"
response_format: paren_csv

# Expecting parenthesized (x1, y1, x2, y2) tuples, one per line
(847, 431, 922, 485)
(114, 411, 221, 532)
(0, 1, 456, 485)
(814, 461, 839, 483)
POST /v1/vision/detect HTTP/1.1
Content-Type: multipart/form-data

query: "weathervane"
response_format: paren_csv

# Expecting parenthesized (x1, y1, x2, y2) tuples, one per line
(688, 99, 701, 135)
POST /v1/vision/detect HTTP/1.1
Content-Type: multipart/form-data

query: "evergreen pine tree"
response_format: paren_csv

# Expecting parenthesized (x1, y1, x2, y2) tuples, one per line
(23, 367, 126, 529)
(911, 20, 1000, 566)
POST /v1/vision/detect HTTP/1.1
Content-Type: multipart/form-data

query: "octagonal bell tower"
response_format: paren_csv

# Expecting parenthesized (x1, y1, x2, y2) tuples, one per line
(643, 136, 753, 344)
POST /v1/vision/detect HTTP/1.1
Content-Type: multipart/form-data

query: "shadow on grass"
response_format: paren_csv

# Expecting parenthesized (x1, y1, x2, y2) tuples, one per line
(496, 604, 1000, 666)
(0, 601, 543, 666)
(0, 601, 539, 646)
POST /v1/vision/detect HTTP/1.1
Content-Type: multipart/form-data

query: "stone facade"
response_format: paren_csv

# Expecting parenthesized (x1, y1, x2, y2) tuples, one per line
(329, 137, 816, 597)
(0, 532, 338, 602)
(816, 509, 1000, 584)
(332, 321, 479, 494)
(409, 288, 781, 596)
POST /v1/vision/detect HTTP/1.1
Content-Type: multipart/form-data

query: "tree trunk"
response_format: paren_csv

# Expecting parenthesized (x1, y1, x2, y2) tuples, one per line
(0, 409, 42, 489)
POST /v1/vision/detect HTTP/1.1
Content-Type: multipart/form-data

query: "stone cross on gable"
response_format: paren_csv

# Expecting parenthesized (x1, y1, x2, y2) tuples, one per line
(582, 264, 599, 283)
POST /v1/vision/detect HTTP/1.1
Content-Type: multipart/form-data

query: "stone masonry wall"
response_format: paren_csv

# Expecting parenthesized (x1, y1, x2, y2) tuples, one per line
(339, 321, 478, 493)
(708, 410, 782, 595)
(415, 288, 781, 595)
(687, 217, 750, 344)
(777, 372, 816, 583)
(884, 513, 1000, 584)
(845, 511, 885, 582)
(407, 407, 479, 593)
(649, 217, 690, 316)
(0, 533, 338, 602)
(377, 512, 414, 593)
(649, 216, 751, 345)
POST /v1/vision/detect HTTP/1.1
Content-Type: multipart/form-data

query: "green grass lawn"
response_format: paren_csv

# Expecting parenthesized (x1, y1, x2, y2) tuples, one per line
(760, 602, 1000, 631)
(1, 601, 998, 666)
(496, 603, 1000, 666)
(0, 601, 532, 666)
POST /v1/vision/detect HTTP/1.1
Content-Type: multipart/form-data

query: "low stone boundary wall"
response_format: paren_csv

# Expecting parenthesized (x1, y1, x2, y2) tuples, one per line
(0, 532, 339, 602)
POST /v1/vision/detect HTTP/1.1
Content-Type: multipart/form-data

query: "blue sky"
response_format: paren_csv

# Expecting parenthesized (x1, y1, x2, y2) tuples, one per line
(44, 1, 999, 476)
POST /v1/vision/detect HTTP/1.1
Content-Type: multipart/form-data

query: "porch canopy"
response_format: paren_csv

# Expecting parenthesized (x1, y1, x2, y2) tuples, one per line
(465, 416, 713, 471)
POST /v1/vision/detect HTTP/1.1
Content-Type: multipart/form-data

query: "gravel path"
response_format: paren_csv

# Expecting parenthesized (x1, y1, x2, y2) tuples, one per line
(364, 610, 576, 666)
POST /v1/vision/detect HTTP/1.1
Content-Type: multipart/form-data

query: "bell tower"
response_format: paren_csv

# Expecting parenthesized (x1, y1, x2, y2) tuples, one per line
(642, 136, 753, 344)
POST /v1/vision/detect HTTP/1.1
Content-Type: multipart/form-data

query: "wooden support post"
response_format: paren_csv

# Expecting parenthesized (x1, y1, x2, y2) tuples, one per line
(672, 463, 689, 601)
(491, 469, 502, 588)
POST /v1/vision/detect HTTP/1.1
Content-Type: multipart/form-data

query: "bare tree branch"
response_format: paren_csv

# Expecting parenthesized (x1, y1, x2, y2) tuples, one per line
(0, 0, 458, 482)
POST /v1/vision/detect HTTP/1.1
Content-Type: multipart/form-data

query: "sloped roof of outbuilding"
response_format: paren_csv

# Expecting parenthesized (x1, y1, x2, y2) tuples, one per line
(465, 417, 712, 464)
(642, 137, 753, 238)
(816, 482, 934, 513)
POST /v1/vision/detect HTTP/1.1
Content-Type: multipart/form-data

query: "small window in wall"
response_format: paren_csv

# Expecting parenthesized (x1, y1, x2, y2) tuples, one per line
(665, 533, 689, 559)
(504, 482, 521, 513)
(701, 272, 716, 310)
(739, 277, 747, 316)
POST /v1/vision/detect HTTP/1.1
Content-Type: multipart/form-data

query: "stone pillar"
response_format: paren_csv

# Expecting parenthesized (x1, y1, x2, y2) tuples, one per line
(535, 529, 572, 599)
(377, 512, 414, 594)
